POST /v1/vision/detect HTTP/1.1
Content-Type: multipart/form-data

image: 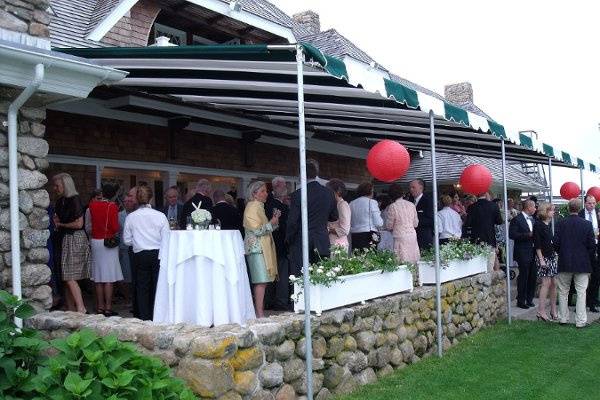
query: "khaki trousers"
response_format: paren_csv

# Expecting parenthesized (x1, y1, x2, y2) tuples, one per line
(556, 272, 589, 326)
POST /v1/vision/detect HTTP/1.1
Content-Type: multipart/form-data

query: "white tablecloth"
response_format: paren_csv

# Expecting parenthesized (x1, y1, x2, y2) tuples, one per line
(154, 230, 256, 326)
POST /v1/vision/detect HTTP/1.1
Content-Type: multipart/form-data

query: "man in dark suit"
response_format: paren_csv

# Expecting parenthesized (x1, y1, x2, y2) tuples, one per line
(286, 159, 338, 276)
(554, 198, 597, 328)
(509, 199, 537, 309)
(180, 179, 213, 229)
(579, 195, 600, 312)
(464, 192, 503, 247)
(211, 189, 243, 232)
(408, 179, 434, 250)
(265, 176, 291, 310)
(161, 186, 183, 229)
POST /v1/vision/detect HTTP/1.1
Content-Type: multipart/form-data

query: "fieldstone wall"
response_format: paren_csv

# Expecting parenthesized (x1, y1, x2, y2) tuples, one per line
(0, 0, 50, 39)
(0, 90, 51, 311)
(28, 271, 506, 399)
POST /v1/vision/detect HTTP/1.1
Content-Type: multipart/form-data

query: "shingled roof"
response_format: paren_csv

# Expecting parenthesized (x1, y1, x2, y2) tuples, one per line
(49, 0, 309, 48)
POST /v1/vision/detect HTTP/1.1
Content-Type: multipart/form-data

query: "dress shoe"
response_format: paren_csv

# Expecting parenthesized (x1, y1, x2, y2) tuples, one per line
(589, 305, 599, 313)
(516, 303, 530, 309)
(526, 301, 535, 307)
(576, 323, 590, 329)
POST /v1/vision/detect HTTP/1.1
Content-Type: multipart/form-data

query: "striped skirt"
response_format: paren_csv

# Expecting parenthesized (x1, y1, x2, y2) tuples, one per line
(61, 230, 91, 281)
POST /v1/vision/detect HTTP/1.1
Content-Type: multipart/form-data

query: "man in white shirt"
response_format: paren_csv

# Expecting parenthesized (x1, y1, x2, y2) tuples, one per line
(437, 195, 462, 244)
(123, 185, 170, 320)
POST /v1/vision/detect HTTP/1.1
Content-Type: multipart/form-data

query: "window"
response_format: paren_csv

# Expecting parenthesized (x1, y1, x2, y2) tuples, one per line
(153, 23, 186, 45)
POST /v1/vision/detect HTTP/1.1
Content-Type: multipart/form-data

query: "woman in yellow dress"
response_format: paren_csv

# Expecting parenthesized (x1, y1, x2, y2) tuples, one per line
(243, 181, 279, 318)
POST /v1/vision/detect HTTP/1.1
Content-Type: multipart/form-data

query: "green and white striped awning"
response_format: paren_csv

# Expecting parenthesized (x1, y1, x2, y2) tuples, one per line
(59, 44, 593, 170)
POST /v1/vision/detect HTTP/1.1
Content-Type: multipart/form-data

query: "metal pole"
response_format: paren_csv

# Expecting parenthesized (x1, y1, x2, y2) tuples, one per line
(501, 139, 512, 324)
(8, 64, 44, 328)
(296, 45, 313, 400)
(429, 111, 442, 357)
(548, 158, 554, 234)
(580, 167, 585, 204)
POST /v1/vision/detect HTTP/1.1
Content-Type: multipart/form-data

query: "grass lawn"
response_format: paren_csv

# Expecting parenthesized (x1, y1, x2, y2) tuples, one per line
(337, 320, 600, 400)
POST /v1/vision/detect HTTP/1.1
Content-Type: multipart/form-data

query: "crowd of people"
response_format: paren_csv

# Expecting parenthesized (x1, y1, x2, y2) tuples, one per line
(48, 163, 600, 327)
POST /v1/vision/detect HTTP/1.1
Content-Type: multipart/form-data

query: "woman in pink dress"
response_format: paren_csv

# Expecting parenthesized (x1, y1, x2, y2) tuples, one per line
(385, 184, 420, 263)
(327, 179, 351, 251)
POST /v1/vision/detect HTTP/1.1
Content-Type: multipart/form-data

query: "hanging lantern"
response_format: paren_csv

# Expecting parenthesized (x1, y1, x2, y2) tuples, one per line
(587, 186, 600, 202)
(560, 182, 580, 200)
(366, 140, 410, 182)
(459, 164, 493, 196)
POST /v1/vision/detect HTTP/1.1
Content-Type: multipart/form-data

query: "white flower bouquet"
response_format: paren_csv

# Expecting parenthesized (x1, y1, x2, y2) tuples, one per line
(191, 202, 212, 229)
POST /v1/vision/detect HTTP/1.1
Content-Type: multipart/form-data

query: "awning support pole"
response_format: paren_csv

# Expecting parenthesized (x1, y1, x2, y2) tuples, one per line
(429, 111, 442, 357)
(296, 45, 313, 400)
(580, 167, 585, 204)
(501, 139, 512, 324)
(8, 63, 44, 328)
(548, 158, 554, 234)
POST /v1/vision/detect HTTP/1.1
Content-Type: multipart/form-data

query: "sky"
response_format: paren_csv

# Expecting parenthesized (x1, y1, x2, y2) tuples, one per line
(273, 0, 600, 193)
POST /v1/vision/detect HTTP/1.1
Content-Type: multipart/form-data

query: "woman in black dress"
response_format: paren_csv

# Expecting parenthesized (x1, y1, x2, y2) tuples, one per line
(52, 173, 91, 313)
(533, 202, 557, 321)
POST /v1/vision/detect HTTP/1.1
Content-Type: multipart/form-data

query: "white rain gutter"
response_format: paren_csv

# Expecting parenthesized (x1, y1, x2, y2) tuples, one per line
(8, 64, 44, 327)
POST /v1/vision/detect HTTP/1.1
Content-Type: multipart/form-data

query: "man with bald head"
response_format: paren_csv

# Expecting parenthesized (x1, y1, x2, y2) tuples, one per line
(510, 199, 537, 309)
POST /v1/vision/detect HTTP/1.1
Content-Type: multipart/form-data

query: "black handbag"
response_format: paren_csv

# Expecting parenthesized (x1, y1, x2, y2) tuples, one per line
(103, 202, 120, 248)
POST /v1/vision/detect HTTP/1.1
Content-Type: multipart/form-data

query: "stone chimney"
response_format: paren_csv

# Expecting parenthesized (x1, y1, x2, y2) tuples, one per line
(0, 0, 51, 48)
(444, 82, 473, 104)
(292, 10, 320, 35)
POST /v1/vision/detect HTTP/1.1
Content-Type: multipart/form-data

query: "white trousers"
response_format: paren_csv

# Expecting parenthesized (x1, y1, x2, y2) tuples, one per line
(556, 272, 589, 326)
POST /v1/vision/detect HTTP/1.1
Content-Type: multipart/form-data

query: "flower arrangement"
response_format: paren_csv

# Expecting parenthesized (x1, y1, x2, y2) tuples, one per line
(290, 246, 414, 297)
(191, 201, 211, 229)
(420, 238, 491, 268)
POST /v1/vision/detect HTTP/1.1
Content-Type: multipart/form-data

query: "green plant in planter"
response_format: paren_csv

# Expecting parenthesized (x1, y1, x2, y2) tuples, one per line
(290, 246, 415, 298)
(0, 290, 49, 399)
(420, 239, 491, 268)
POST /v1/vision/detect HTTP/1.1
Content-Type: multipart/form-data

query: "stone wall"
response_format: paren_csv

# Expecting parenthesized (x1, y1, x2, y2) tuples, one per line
(0, 0, 50, 39)
(0, 90, 52, 310)
(28, 271, 506, 399)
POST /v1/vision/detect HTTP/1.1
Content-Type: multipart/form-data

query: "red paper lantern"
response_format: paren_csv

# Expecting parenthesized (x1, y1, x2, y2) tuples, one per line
(366, 140, 410, 182)
(459, 164, 493, 196)
(560, 182, 580, 200)
(587, 186, 600, 202)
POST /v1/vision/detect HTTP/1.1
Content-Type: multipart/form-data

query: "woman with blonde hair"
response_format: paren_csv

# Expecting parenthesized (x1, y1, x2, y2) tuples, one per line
(533, 201, 558, 321)
(243, 181, 279, 318)
(52, 173, 90, 313)
(326, 179, 351, 251)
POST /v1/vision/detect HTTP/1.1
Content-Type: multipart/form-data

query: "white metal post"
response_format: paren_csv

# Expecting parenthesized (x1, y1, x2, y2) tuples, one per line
(429, 111, 442, 357)
(501, 139, 512, 323)
(296, 45, 313, 400)
(8, 64, 44, 327)
(580, 167, 585, 204)
(548, 158, 554, 234)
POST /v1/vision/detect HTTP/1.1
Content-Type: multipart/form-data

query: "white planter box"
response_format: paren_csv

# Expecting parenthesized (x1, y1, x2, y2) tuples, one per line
(294, 267, 413, 316)
(417, 256, 488, 285)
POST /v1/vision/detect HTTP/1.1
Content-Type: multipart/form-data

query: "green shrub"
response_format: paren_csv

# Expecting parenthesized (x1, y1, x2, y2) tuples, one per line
(0, 290, 197, 400)
(0, 290, 49, 399)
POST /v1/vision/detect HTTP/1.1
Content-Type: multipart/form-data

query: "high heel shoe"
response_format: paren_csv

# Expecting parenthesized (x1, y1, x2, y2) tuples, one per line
(536, 313, 550, 322)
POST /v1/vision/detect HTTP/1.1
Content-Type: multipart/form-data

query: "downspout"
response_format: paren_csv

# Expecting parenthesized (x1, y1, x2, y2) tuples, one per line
(8, 63, 44, 327)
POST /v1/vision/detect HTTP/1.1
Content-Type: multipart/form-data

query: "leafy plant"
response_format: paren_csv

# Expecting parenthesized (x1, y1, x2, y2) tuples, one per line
(420, 238, 491, 268)
(0, 289, 196, 400)
(19, 329, 197, 400)
(0, 290, 49, 399)
(290, 246, 414, 300)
